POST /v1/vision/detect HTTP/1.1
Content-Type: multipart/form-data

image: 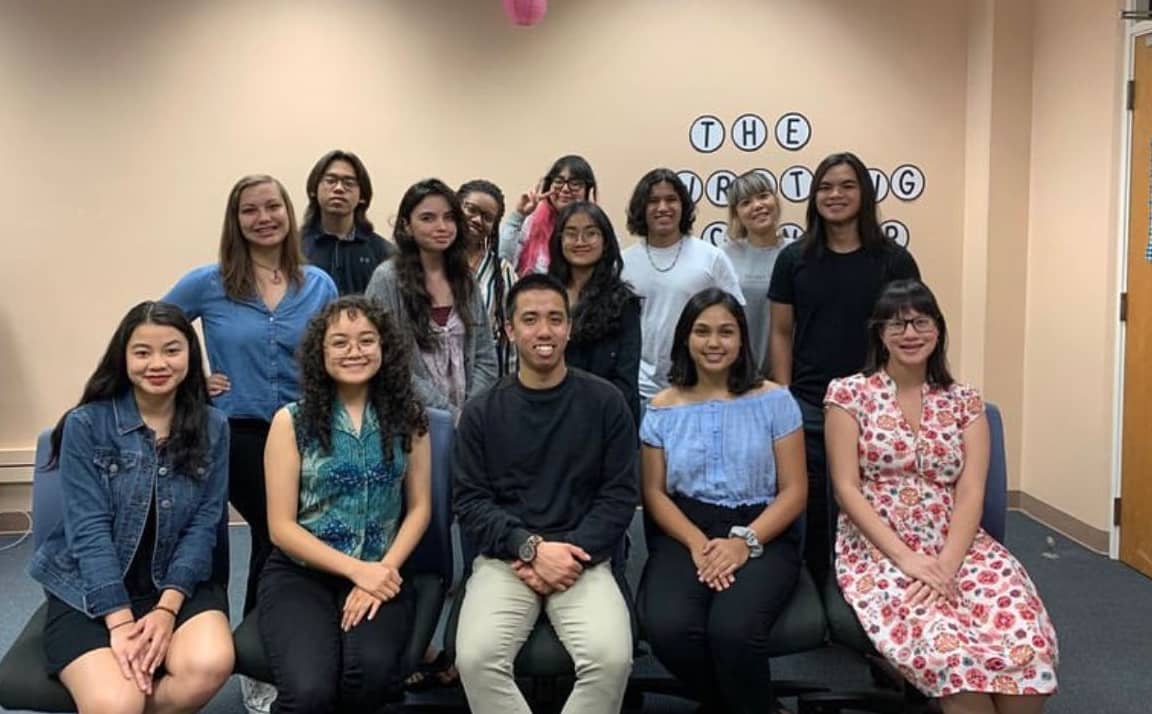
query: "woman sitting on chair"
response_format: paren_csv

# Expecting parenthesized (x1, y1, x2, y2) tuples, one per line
(259, 295, 431, 713)
(825, 279, 1058, 713)
(638, 288, 807, 714)
(28, 301, 234, 713)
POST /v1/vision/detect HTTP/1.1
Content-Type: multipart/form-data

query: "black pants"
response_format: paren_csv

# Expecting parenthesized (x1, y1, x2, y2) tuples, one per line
(797, 397, 831, 585)
(638, 497, 801, 714)
(258, 550, 415, 714)
(229, 418, 272, 615)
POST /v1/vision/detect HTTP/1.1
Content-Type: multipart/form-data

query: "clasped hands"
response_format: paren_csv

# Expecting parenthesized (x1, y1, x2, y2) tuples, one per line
(693, 537, 751, 591)
(342, 560, 403, 632)
(511, 541, 591, 595)
(109, 608, 177, 694)
(897, 552, 960, 609)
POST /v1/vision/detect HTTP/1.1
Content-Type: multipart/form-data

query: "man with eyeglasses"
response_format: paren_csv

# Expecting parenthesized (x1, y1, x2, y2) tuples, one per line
(301, 150, 395, 295)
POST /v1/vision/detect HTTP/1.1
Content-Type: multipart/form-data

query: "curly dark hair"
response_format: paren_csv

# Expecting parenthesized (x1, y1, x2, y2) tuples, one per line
(626, 168, 696, 237)
(295, 296, 428, 459)
(393, 178, 477, 351)
(547, 202, 638, 344)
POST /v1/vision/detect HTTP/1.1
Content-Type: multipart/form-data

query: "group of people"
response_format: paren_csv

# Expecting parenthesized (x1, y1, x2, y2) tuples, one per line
(24, 147, 1059, 714)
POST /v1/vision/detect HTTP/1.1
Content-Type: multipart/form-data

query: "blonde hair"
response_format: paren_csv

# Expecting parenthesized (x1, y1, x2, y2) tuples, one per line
(726, 171, 779, 240)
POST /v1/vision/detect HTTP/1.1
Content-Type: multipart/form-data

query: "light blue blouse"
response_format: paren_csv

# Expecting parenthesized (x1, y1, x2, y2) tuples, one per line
(640, 387, 802, 508)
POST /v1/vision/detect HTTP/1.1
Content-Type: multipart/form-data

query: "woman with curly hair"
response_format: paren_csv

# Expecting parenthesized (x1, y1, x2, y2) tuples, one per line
(258, 295, 431, 713)
(459, 179, 518, 378)
(547, 201, 641, 425)
(365, 178, 498, 416)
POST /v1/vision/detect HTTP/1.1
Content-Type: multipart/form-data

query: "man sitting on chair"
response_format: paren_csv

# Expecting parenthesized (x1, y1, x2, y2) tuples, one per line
(453, 273, 638, 714)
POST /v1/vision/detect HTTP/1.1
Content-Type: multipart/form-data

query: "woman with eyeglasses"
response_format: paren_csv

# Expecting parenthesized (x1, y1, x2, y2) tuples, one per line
(259, 296, 431, 713)
(365, 178, 498, 417)
(459, 179, 518, 378)
(825, 280, 1057, 713)
(547, 201, 641, 425)
(499, 154, 598, 277)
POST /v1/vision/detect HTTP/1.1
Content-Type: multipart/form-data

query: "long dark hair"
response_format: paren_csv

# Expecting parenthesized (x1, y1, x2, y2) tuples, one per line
(393, 178, 476, 350)
(668, 289, 763, 395)
(219, 174, 305, 300)
(626, 168, 696, 237)
(50, 302, 211, 475)
(862, 279, 954, 388)
(303, 149, 376, 233)
(803, 152, 887, 260)
(295, 296, 428, 458)
(547, 202, 637, 343)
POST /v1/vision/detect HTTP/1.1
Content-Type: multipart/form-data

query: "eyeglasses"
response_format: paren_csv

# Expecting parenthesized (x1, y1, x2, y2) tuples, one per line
(562, 228, 603, 244)
(462, 202, 497, 226)
(550, 177, 587, 191)
(320, 174, 359, 190)
(880, 316, 937, 335)
(325, 336, 380, 354)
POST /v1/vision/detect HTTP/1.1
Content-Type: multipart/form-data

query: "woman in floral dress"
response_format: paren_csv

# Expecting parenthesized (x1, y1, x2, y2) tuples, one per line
(825, 279, 1057, 714)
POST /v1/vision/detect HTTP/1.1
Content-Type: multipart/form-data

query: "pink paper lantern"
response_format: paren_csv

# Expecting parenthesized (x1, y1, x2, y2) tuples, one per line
(503, 0, 547, 26)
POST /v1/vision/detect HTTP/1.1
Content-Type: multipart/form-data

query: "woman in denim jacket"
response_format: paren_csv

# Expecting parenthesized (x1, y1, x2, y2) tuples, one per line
(28, 301, 234, 713)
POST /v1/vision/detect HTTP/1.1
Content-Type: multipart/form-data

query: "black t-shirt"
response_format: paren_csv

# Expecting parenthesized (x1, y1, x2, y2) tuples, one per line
(768, 238, 920, 406)
(125, 479, 159, 597)
(452, 369, 639, 564)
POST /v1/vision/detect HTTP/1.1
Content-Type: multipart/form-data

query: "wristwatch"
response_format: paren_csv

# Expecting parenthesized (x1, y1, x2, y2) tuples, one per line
(518, 534, 544, 563)
(728, 526, 763, 558)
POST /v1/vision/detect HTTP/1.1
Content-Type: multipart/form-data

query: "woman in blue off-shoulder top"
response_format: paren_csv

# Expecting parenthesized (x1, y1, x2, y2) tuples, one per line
(638, 288, 807, 714)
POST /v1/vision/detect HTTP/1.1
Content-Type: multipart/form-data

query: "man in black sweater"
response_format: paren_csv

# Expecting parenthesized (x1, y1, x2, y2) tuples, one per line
(453, 274, 638, 714)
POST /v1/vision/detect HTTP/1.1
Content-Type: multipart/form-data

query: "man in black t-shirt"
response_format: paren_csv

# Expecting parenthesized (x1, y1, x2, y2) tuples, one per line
(768, 152, 920, 580)
(453, 273, 638, 714)
(301, 150, 394, 295)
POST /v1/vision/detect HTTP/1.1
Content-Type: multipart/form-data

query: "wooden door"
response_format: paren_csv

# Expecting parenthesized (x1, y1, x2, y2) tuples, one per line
(1120, 34, 1152, 578)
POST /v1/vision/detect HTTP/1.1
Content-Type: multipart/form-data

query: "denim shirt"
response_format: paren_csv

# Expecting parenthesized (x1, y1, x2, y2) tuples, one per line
(163, 264, 338, 421)
(289, 401, 406, 562)
(28, 392, 230, 617)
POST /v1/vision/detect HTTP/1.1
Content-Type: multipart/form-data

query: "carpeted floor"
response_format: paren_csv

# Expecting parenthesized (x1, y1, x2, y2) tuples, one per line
(2, 511, 1149, 713)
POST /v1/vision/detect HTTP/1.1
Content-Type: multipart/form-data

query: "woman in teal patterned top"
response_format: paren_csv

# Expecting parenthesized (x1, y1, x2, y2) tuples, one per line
(259, 295, 431, 713)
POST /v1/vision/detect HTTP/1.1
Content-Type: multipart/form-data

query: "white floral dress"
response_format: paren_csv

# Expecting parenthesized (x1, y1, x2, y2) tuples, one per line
(825, 372, 1058, 697)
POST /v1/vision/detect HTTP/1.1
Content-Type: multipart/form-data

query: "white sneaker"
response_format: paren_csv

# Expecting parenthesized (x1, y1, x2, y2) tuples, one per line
(240, 675, 278, 714)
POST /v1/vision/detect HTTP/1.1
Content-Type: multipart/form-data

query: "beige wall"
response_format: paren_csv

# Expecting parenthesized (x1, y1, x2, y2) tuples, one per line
(1020, 0, 1125, 531)
(0, 0, 1128, 535)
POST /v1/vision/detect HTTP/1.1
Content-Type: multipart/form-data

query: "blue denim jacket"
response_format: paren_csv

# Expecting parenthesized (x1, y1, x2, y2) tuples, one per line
(28, 392, 230, 617)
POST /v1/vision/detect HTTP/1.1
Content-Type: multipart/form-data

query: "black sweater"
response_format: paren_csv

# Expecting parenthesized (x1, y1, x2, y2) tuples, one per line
(452, 369, 639, 564)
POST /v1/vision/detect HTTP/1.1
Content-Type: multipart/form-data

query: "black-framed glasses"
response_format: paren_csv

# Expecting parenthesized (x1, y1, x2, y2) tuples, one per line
(321, 174, 359, 190)
(550, 177, 587, 191)
(879, 316, 937, 335)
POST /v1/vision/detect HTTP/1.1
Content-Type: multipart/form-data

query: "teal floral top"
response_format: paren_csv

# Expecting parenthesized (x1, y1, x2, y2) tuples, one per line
(287, 401, 406, 562)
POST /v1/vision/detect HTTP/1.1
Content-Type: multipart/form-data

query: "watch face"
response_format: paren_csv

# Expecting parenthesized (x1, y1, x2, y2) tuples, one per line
(519, 540, 536, 561)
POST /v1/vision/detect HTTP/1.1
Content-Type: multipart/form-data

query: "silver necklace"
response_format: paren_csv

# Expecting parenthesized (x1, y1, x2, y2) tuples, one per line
(645, 237, 684, 273)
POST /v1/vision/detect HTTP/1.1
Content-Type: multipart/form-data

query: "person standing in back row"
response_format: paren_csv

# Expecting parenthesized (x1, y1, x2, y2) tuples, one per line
(301, 150, 394, 295)
(621, 169, 744, 411)
(767, 151, 920, 582)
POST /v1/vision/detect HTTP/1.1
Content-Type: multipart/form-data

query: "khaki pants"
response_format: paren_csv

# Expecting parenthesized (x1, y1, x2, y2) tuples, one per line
(455, 555, 633, 714)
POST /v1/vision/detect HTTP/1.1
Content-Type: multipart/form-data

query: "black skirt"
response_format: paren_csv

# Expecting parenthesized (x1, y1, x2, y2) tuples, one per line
(42, 581, 229, 676)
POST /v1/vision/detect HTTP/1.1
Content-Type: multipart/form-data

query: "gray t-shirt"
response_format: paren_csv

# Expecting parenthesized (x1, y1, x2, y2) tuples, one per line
(621, 236, 745, 399)
(722, 239, 787, 370)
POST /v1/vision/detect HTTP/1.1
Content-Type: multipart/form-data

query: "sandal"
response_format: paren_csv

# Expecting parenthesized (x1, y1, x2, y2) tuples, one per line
(404, 650, 458, 691)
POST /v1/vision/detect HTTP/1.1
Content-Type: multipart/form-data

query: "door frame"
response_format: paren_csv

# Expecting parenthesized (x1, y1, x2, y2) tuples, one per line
(1112, 4, 1152, 559)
